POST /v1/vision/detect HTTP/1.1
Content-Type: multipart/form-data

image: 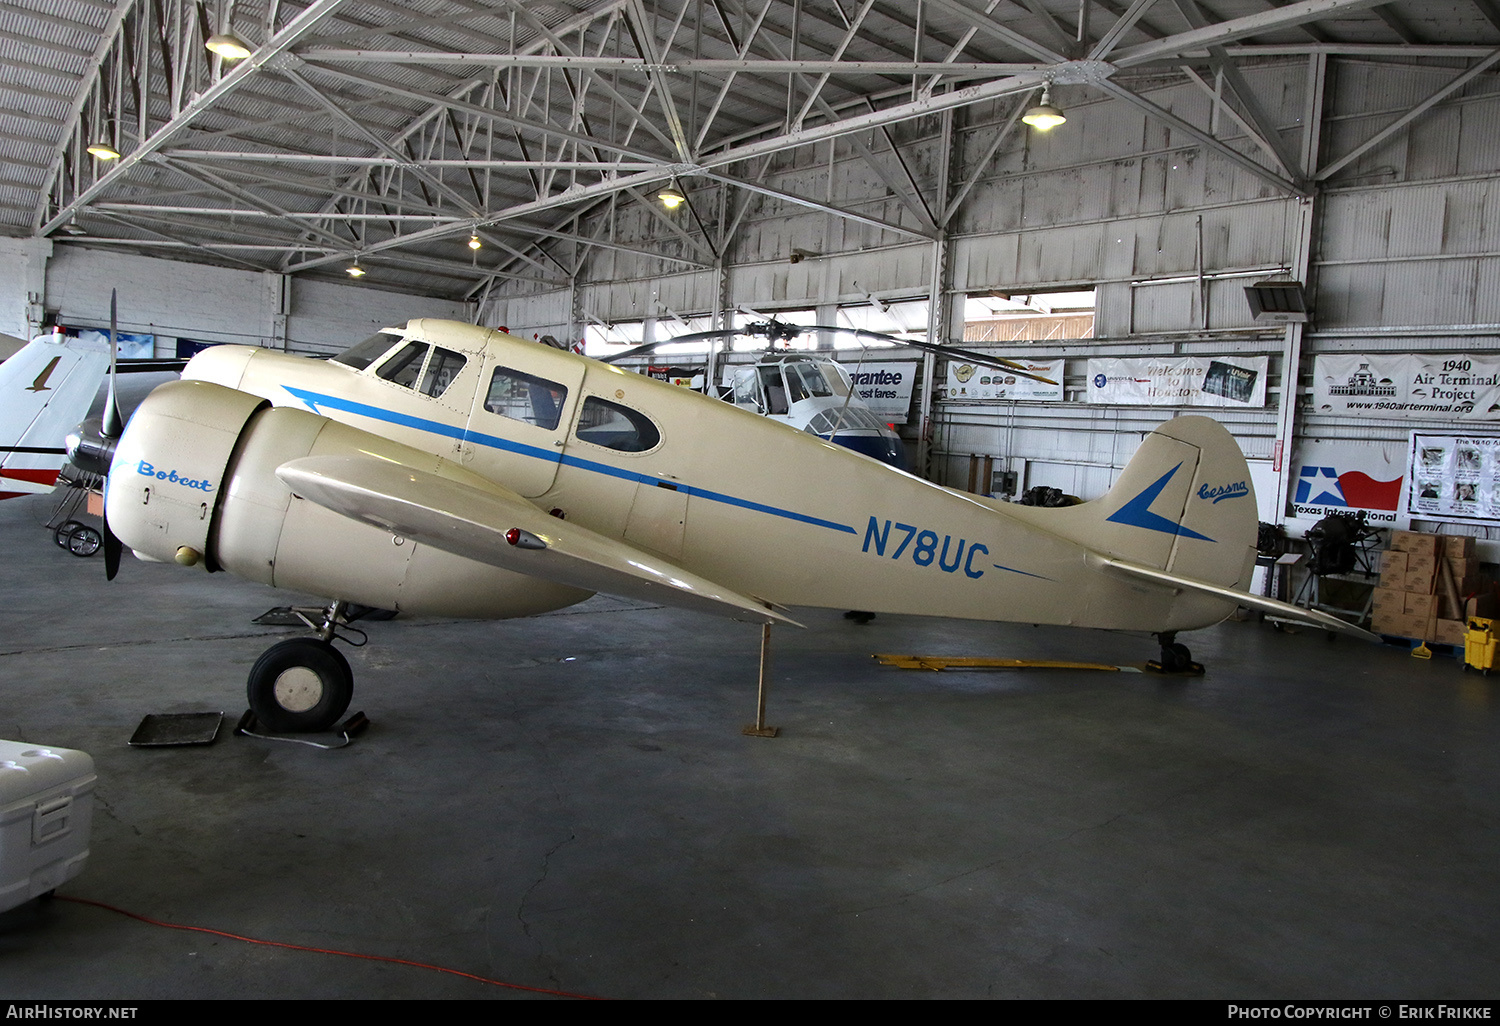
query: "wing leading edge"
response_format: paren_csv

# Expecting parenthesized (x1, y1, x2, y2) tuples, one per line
(274, 453, 799, 627)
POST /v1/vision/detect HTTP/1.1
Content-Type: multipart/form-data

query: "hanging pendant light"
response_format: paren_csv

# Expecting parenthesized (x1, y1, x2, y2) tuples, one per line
(206, 32, 253, 60)
(1022, 85, 1066, 130)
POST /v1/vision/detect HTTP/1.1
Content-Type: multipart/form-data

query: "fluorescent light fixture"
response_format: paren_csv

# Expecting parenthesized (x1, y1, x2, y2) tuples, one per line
(346, 261, 365, 278)
(1022, 86, 1066, 130)
(206, 32, 252, 60)
(658, 186, 686, 210)
(86, 141, 121, 160)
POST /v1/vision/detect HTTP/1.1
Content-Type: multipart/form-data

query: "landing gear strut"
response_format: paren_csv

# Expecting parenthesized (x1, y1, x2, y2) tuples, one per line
(1147, 632, 1204, 676)
(246, 600, 360, 732)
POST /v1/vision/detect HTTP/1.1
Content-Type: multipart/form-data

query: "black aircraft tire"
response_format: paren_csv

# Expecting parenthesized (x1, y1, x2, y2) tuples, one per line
(247, 639, 353, 733)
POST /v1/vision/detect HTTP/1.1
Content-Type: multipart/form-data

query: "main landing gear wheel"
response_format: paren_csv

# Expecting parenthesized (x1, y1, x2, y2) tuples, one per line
(66, 525, 102, 557)
(246, 638, 353, 733)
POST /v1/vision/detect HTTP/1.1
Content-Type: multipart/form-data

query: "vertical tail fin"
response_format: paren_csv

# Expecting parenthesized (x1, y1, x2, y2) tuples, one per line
(1015, 416, 1258, 590)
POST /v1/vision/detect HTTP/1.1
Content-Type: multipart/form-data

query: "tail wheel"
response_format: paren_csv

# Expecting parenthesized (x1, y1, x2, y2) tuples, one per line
(247, 638, 353, 733)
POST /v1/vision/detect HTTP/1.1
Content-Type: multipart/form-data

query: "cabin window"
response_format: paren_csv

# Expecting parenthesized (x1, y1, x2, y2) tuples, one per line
(418, 347, 466, 398)
(574, 396, 661, 453)
(376, 342, 428, 388)
(332, 330, 403, 370)
(485, 366, 568, 430)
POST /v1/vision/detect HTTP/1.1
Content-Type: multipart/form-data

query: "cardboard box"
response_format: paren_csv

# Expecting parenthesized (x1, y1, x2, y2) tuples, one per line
(1372, 609, 1435, 640)
(1372, 587, 1405, 618)
(1380, 550, 1409, 575)
(1403, 566, 1436, 596)
(1404, 549, 1437, 575)
(1442, 535, 1476, 559)
(1390, 530, 1441, 558)
(1404, 592, 1437, 619)
(1435, 618, 1468, 646)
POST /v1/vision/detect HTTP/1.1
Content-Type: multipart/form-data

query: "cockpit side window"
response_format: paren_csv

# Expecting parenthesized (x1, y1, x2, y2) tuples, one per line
(574, 396, 661, 453)
(786, 362, 834, 401)
(332, 330, 403, 370)
(485, 366, 568, 430)
(418, 347, 466, 398)
(758, 365, 789, 414)
(376, 342, 428, 388)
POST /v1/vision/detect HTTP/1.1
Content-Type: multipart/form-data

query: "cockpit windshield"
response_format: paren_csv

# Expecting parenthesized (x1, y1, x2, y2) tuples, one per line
(331, 330, 402, 370)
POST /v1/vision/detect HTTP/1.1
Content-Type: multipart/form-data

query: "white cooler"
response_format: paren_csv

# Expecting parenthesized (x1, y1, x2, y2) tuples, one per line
(0, 740, 95, 913)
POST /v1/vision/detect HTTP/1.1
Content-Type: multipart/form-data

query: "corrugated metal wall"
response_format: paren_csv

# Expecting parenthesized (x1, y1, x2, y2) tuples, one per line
(485, 56, 1500, 528)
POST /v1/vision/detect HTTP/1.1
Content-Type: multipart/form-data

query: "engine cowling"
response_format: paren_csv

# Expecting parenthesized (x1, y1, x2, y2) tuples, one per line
(106, 380, 590, 618)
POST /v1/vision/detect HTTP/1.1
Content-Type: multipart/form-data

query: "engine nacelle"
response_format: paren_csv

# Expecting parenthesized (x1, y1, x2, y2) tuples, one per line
(106, 380, 590, 618)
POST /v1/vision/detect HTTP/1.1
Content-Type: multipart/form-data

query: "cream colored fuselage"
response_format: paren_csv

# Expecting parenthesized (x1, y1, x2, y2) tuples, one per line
(183, 320, 1242, 633)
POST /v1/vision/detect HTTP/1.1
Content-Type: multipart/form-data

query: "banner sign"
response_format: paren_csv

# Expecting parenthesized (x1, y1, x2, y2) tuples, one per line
(71, 327, 154, 360)
(943, 359, 1064, 403)
(1290, 439, 1408, 527)
(1313, 354, 1500, 420)
(849, 361, 919, 423)
(1087, 356, 1267, 407)
(1406, 432, 1500, 524)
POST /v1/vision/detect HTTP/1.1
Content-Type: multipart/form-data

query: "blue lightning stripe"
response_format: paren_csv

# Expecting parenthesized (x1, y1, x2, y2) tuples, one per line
(282, 385, 857, 535)
(1104, 463, 1215, 542)
(991, 564, 1052, 580)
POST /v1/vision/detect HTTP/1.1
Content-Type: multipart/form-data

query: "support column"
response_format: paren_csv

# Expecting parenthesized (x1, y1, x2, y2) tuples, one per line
(262, 271, 289, 351)
(1271, 54, 1327, 525)
(915, 109, 955, 482)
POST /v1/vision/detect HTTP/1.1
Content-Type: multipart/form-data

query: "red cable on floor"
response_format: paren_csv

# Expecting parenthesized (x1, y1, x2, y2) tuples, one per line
(58, 894, 603, 1000)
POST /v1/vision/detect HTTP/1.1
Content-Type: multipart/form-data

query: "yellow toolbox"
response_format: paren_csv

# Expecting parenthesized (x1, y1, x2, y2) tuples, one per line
(1464, 618, 1499, 674)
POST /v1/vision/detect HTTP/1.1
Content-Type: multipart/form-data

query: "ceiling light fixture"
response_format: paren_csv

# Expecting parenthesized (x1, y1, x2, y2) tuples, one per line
(206, 32, 252, 60)
(346, 260, 365, 278)
(468, 233, 481, 250)
(86, 141, 121, 160)
(1022, 85, 1066, 130)
(657, 185, 686, 210)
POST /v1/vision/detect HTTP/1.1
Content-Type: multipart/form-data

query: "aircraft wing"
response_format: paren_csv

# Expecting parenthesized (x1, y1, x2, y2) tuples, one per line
(1098, 556, 1381, 641)
(275, 453, 799, 627)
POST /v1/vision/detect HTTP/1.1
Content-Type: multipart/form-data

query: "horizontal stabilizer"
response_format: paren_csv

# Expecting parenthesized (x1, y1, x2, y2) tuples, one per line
(1100, 556, 1380, 641)
(275, 453, 798, 627)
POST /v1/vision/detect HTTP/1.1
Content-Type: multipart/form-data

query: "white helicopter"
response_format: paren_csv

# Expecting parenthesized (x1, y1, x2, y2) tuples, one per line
(66, 316, 1363, 733)
(602, 318, 1058, 472)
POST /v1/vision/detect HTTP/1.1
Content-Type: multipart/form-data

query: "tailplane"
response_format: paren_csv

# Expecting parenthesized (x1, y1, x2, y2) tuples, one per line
(0, 332, 110, 499)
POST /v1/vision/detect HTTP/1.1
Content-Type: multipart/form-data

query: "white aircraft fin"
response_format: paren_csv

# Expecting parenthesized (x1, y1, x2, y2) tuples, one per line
(0, 333, 110, 499)
(1100, 556, 1380, 641)
(275, 453, 800, 627)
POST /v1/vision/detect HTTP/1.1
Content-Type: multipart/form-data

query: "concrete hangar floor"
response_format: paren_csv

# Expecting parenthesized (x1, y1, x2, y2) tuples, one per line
(1, 492, 1497, 1001)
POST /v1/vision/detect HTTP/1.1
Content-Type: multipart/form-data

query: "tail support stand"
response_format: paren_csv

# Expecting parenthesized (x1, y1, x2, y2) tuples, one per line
(743, 623, 779, 738)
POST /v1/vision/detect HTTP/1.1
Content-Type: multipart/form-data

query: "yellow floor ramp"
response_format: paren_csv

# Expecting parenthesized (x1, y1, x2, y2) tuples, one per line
(874, 654, 1143, 673)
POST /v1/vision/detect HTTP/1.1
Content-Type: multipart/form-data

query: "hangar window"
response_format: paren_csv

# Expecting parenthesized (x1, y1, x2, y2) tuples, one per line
(485, 366, 568, 430)
(574, 397, 660, 453)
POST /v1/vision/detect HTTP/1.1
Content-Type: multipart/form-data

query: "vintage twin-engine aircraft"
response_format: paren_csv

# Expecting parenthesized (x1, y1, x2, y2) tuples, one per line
(68, 317, 1361, 733)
